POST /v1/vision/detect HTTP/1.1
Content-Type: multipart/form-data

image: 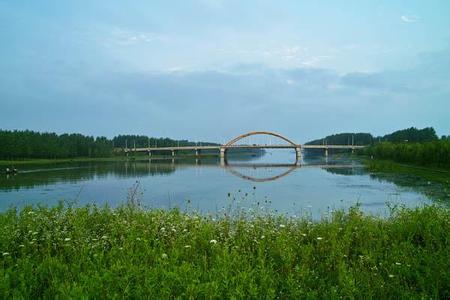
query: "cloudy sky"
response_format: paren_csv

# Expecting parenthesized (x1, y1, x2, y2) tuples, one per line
(1, 0, 449, 143)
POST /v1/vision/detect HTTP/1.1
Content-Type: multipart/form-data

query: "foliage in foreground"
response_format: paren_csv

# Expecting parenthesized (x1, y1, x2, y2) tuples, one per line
(0, 205, 449, 298)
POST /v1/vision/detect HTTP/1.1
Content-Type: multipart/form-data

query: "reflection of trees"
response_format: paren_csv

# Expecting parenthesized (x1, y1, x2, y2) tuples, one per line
(322, 167, 366, 176)
(368, 172, 450, 202)
(0, 162, 176, 191)
(0, 152, 264, 191)
(320, 162, 450, 202)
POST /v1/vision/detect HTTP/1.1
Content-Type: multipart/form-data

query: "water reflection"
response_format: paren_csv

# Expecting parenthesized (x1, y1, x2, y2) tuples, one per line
(0, 152, 446, 217)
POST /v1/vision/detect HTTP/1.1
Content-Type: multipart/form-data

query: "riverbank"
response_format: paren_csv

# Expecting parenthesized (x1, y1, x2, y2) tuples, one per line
(1, 204, 448, 298)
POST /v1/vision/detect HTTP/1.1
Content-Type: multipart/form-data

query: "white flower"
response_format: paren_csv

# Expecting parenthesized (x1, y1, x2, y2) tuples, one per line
(301, 233, 307, 237)
(184, 245, 191, 248)
(316, 237, 323, 240)
(161, 253, 168, 259)
(395, 262, 401, 266)
(210, 239, 218, 244)
(2, 252, 10, 256)
(279, 224, 286, 228)
(64, 238, 71, 242)
(388, 274, 395, 278)
(260, 235, 265, 239)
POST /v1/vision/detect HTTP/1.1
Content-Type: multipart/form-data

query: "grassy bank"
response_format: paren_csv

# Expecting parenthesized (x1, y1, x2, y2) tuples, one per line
(1, 204, 448, 298)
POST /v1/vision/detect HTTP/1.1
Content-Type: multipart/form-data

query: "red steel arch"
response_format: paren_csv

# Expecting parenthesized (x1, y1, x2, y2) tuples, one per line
(223, 131, 298, 147)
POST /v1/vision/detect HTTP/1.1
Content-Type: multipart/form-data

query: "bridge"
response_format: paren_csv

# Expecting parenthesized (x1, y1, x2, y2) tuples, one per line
(123, 131, 366, 163)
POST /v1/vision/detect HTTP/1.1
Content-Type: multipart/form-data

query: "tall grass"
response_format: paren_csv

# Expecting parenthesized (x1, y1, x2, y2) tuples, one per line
(0, 204, 448, 298)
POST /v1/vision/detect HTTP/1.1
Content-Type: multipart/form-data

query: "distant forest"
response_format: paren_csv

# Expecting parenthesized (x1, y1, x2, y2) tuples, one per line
(306, 127, 442, 145)
(306, 127, 450, 167)
(0, 130, 217, 160)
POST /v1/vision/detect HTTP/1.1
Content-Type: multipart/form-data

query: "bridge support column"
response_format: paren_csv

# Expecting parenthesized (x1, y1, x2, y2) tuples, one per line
(148, 150, 151, 157)
(172, 150, 175, 157)
(295, 147, 301, 165)
(325, 148, 329, 157)
(220, 147, 227, 166)
(195, 149, 200, 157)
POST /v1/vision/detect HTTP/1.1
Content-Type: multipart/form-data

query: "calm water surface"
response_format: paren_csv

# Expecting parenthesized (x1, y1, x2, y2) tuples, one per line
(0, 151, 444, 218)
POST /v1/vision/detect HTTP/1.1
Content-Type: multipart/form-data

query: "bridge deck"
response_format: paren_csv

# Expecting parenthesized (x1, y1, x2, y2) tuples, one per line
(124, 144, 366, 152)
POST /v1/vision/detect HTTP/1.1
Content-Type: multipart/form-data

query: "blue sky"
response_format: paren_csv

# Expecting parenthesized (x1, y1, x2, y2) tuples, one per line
(1, 0, 449, 142)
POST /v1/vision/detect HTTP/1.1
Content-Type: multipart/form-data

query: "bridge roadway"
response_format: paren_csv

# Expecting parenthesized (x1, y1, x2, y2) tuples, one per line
(125, 144, 366, 152)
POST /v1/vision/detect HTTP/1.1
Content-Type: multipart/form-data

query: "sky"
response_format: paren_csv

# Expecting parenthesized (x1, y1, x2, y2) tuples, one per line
(0, 0, 449, 143)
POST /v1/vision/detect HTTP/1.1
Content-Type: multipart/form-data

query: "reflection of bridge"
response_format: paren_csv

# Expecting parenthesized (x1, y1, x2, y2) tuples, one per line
(124, 131, 366, 164)
(224, 163, 360, 182)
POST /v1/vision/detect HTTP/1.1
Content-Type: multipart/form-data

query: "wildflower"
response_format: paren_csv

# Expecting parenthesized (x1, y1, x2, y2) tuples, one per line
(161, 253, 168, 259)
(210, 239, 218, 244)
(279, 224, 286, 228)
(64, 238, 71, 242)
(388, 274, 395, 278)
(316, 237, 323, 240)
(395, 262, 401, 266)
(301, 233, 307, 237)
(260, 235, 265, 239)
(184, 245, 191, 248)
(3, 252, 10, 256)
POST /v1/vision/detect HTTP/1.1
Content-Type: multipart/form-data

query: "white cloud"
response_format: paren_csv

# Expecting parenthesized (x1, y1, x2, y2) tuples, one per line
(401, 15, 419, 23)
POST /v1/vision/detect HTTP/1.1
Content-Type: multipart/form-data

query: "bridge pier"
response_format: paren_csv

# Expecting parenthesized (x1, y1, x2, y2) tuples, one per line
(195, 149, 200, 157)
(172, 150, 175, 157)
(220, 147, 227, 166)
(295, 147, 301, 159)
(148, 150, 151, 157)
(325, 148, 329, 157)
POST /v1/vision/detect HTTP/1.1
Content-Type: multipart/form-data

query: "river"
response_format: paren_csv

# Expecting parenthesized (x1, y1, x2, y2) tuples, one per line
(1, 150, 446, 218)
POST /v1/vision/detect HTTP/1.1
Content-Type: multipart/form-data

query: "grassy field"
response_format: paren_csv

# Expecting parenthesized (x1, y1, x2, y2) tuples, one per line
(0, 204, 448, 298)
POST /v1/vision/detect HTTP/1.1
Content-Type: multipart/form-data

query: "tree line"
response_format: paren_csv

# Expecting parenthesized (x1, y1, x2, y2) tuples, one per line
(0, 130, 216, 160)
(364, 140, 450, 167)
(306, 127, 440, 145)
(307, 127, 449, 167)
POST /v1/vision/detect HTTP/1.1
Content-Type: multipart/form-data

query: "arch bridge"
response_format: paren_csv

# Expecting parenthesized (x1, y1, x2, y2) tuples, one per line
(124, 131, 366, 163)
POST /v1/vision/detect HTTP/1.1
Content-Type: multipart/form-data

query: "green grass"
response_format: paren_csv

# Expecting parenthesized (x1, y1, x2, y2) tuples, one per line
(1, 204, 449, 298)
